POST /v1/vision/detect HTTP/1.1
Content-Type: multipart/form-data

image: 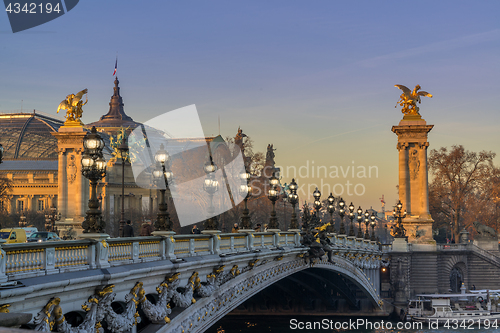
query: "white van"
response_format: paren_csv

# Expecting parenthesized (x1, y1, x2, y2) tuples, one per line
(22, 227, 38, 238)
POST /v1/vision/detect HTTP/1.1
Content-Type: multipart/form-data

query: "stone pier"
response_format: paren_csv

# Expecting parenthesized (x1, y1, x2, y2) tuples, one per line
(392, 114, 435, 249)
(51, 124, 89, 235)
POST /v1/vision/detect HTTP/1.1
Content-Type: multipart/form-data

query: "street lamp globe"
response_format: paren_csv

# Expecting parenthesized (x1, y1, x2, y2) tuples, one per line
(370, 212, 377, 241)
(83, 126, 105, 156)
(327, 193, 335, 206)
(313, 187, 321, 201)
(154, 143, 169, 164)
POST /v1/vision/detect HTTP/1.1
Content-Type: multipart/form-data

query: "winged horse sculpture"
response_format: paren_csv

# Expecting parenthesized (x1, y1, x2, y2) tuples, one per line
(57, 88, 88, 123)
(395, 84, 432, 116)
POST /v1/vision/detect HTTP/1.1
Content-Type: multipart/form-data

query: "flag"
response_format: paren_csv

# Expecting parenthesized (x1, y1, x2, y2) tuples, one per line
(113, 58, 117, 76)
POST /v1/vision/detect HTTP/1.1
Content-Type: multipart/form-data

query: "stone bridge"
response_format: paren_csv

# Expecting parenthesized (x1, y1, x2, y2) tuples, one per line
(0, 231, 387, 333)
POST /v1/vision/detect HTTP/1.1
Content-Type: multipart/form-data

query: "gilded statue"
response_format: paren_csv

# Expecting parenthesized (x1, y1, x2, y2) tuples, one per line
(56, 88, 88, 125)
(110, 127, 130, 162)
(395, 84, 432, 116)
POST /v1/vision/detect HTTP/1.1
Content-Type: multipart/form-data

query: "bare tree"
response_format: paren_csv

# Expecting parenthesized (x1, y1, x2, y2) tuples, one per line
(429, 145, 498, 242)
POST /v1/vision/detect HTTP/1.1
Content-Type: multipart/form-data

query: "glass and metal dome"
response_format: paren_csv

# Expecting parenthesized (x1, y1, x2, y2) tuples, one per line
(0, 111, 64, 160)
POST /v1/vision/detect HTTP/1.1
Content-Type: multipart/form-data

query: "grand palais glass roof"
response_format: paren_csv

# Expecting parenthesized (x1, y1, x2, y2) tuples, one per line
(0, 112, 64, 160)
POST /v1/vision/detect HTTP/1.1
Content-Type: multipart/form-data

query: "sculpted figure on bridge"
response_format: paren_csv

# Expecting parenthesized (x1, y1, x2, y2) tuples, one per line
(395, 84, 433, 116)
(137, 274, 180, 324)
(56, 88, 88, 125)
(171, 272, 198, 307)
(34, 283, 142, 333)
(473, 221, 497, 239)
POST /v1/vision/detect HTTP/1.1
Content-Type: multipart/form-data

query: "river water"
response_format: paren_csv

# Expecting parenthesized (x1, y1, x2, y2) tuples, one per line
(205, 315, 500, 333)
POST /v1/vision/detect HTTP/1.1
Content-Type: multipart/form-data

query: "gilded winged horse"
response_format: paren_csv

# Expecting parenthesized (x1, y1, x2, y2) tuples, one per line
(395, 84, 432, 116)
(57, 88, 88, 122)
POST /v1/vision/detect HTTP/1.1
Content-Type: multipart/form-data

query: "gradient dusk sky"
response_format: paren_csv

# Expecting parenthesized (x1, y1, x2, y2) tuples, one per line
(1, 1, 499, 211)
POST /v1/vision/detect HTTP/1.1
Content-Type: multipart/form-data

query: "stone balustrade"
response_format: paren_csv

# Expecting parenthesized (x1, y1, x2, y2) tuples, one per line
(0, 231, 381, 283)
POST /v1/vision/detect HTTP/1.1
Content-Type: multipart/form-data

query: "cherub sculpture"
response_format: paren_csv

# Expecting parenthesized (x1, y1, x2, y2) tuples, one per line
(395, 84, 432, 116)
(57, 88, 88, 124)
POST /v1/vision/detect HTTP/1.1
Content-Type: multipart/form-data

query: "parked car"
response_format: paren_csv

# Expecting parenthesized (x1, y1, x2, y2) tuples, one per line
(27, 231, 61, 242)
(0, 228, 27, 243)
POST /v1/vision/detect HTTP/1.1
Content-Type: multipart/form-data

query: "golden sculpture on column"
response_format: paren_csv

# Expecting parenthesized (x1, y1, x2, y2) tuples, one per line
(392, 84, 435, 249)
(56, 88, 88, 126)
(395, 84, 433, 119)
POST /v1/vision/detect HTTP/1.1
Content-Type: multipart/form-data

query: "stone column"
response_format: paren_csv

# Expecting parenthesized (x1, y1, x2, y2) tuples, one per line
(419, 142, 431, 219)
(392, 117, 435, 249)
(398, 142, 410, 214)
(57, 148, 68, 218)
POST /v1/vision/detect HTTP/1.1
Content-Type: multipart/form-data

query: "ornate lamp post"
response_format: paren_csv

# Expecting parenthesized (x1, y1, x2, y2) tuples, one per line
(267, 172, 279, 230)
(18, 212, 27, 228)
(45, 205, 61, 234)
(356, 206, 363, 238)
(327, 193, 335, 233)
(338, 197, 346, 234)
(203, 157, 219, 230)
(239, 166, 252, 230)
(392, 200, 407, 238)
(118, 140, 129, 237)
(364, 209, 370, 239)
(152, 144, 173, 231)
(313, 187, 322, 219)
(288, 178, 299, 230)
(81, 126, 107, 234)
(348, 202, 355, 236)
(370, 212, 377, 241)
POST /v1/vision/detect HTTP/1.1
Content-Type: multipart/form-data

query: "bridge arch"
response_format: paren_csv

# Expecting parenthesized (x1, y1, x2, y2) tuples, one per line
(440, 254, 468, 292)
(164, 255, 382, 333)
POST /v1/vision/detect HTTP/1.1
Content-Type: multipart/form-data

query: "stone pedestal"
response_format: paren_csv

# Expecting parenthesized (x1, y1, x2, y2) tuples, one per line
(78, 233, 110, 268)
(52, 126, 89, 235)
(392, 116, 435, 245)
(473, 237, 499, 251)
(237, 229, 255, 233)
(392, 237, 408, 252)
(201, 230, 221, 235)
(151, 231, 176, 237)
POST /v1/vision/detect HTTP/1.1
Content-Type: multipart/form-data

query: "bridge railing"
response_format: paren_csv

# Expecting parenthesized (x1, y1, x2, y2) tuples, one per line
(0, 230, 381, 282)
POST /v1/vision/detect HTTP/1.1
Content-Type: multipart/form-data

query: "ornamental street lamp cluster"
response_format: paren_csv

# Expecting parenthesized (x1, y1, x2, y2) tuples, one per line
(347, 202, 355, 236)
(267, 171, 280, 229)
(288, 179, 299, 229)
(299, 191, 378, 241)
(117, 140, 129, 237)
(152, 143, 173, 232)
(45, 205, 61, 234)
(239, 164, 252, 230)
(392, 200, 407, 238)
(338, 198, 346, 234)
(313, 187, 321, 218)
(18, 212, 27, 228)
(81, 126, 107, 233)
(326, 193, 335, 233)
(203, 156, 219, 230)
(356, 206, 363, 238)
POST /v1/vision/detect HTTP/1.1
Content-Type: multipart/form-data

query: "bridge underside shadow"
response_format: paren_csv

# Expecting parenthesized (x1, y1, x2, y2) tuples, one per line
(229, 267, 379, 316)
